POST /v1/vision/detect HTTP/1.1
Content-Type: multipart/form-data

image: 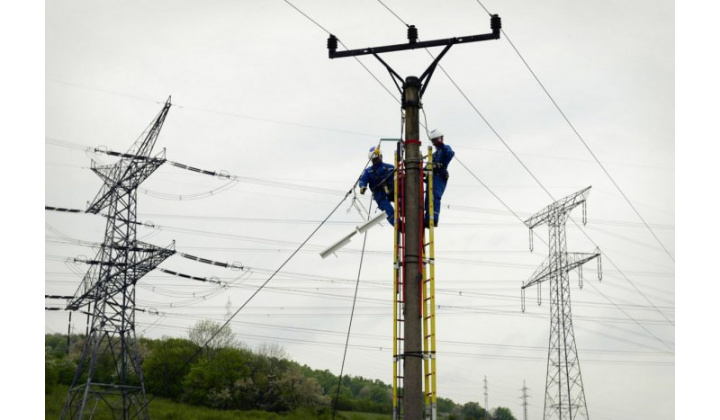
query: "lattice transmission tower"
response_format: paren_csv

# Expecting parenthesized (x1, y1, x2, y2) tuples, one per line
(521, 186, 602, 420)
(61, 98, 176, 420)
(520, 380, 530, 420)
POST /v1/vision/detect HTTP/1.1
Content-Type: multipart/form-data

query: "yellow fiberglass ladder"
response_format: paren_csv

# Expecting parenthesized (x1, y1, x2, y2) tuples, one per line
(393, 149, 406, 420)
(423, 146, 438, 420)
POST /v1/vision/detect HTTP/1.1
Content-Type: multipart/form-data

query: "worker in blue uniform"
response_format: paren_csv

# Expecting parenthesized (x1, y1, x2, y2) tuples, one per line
(358, 146, 396, 226)
(425, 129, 455, 227)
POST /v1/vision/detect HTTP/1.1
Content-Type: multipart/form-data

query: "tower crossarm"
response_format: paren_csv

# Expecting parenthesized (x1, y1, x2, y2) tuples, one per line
(524, 186, 592, 230)
(565, 249, 601, 273)
(523, 256, 552, 289)
(86, 155, 166, 214)
(522, 248, 601, 290)
(66, 241, 175, 310)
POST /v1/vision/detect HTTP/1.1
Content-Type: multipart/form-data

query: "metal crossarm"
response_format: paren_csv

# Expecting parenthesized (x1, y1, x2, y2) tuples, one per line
(524, 186, 591, 230)
(328, 15, 500, 59)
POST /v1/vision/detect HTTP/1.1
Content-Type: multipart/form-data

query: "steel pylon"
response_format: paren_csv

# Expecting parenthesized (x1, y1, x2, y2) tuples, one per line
(61, 98, 176, 420)
(521, 187, 602, 420)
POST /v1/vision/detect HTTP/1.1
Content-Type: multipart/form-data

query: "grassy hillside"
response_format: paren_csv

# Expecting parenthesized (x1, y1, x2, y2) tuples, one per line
(46, 385, 391, 420)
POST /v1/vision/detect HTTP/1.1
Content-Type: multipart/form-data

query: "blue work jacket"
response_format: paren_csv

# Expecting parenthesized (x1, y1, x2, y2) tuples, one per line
(432, 143, 455, 180)
(358, 162, 395, 195)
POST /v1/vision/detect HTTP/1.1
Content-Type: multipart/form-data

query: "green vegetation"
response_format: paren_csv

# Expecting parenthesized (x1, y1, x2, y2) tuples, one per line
(45, 319, 517, 419)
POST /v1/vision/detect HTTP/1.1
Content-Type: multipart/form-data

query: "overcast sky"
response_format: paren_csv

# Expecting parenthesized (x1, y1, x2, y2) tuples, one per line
(12, 0, 715, 418)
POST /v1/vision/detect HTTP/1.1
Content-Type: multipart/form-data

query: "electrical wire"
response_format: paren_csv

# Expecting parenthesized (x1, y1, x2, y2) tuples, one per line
(472, 0, 674, 262)
(372, 1, 675, 337)
(282, 0, 400, 104)
(138, 156, 364, 408)
(454, 159, 674, 351)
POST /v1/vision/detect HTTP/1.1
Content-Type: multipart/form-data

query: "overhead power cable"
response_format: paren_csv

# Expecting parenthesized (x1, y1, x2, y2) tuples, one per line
(472, 0, 674, 262)
(139, 146, 373, 410)
(373, 1, 674, 333)
(157, 268, 224, 286)
(282, 0, 400, 104)
(456, 159, 674, 351)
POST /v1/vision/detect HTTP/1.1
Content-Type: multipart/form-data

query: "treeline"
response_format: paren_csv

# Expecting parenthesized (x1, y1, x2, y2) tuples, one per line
(45, 322, 516, 419)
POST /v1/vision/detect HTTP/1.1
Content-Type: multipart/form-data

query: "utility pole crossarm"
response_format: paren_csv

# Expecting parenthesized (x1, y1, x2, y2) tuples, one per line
(524, 186, 592, 230)
(327, 15, 500, 59)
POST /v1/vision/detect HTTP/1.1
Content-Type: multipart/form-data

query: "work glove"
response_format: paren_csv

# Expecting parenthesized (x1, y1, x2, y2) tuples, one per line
(360, 186, 367, 195)
(383, 185, 390, 195)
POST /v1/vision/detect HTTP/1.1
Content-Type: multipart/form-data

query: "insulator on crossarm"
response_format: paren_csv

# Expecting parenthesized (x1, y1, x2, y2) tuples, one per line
(327, 35, 338, 55)
(529, 229, 534, 252)
(490, 14, 502, 33)
(408, 25, 418, 44)
(597, 254, 603, 281)
(578, 265, 584, 289)
(537, 283, 542, 306)
(521, 283, 526, 313)
(583, 201, 587, 225)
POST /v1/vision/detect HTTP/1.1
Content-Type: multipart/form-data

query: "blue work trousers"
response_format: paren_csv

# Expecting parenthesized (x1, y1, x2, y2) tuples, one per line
(374, 191, 395, 226)
(424, 175, 447, 227)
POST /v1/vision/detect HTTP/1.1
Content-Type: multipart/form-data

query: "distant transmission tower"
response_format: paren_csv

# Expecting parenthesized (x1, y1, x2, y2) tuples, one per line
(61, 98, 176, 420)
(520, 380, 530, 420)
(521, 186, 602, 420)
(484, 376, 489, 420)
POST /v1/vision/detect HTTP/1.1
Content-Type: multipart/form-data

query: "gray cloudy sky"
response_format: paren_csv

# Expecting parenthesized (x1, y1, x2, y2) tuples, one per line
(35, 0, 687, 419)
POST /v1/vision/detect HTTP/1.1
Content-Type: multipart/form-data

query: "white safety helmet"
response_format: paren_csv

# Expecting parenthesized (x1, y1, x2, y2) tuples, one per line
(368, 146, 382, 160)
(429, 129, 444, 141)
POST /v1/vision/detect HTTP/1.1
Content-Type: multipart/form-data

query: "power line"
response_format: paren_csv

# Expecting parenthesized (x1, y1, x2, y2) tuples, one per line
(372, 0, 675, 332)
(472, 0, 674, 263)
(282, 0, 400, 103)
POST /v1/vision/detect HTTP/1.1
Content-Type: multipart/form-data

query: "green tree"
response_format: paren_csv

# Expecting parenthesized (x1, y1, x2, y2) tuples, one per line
(438, 397, 459, 415)
(182, 347, 252, 407)
(273, 365, 330, 411)
(143, 337, 200, 399)
(188, 319, 236, 353)
(492, 406, 517, 420)
(461, 401, 487, 420)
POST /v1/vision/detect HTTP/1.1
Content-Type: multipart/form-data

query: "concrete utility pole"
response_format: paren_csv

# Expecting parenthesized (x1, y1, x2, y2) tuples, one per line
(327, 15, 501, 419)
(401, 76, 424, 419)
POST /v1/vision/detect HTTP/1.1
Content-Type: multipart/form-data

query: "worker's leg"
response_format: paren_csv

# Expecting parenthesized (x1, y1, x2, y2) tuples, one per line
(375, 195, 395, 226)
(432, 176, 447, 226)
